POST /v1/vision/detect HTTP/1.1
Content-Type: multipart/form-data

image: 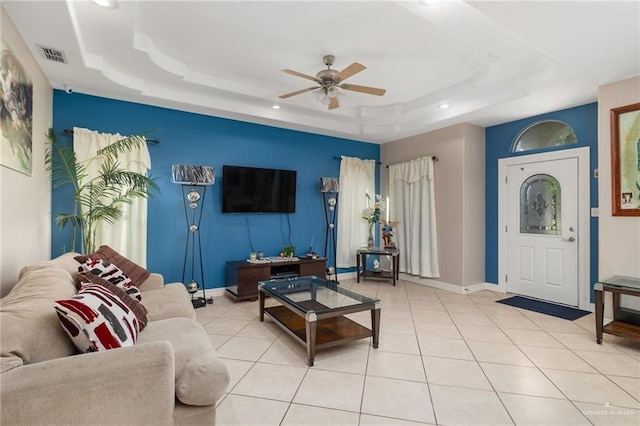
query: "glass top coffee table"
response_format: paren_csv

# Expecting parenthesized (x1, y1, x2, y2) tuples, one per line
(259, 276, 380, 366)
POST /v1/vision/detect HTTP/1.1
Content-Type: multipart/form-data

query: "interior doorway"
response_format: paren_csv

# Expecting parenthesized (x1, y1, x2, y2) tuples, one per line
(498, 148, 590, 310)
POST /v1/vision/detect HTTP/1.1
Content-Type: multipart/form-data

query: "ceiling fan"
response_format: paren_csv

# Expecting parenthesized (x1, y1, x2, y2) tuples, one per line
(279, 55, 386, 110)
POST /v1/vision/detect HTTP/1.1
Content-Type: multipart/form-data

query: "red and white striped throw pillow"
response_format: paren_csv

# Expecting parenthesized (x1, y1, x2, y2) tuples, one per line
(54, 284, 139, 353)
(77, 258, 142, 302)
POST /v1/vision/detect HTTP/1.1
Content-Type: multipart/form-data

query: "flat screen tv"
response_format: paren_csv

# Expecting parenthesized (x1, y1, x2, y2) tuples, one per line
(222, 165, 297, 213)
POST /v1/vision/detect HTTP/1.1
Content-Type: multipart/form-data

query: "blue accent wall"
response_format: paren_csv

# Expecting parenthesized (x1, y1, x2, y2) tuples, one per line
(52, 91, 379, 288)
(485, 102, 599, 300)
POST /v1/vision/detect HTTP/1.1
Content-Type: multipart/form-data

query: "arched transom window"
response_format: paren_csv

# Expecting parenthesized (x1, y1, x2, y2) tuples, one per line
(512, 120, 577, 152)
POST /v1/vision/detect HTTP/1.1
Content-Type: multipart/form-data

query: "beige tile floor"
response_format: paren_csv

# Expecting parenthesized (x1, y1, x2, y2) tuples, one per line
(196, 279, 640, 426)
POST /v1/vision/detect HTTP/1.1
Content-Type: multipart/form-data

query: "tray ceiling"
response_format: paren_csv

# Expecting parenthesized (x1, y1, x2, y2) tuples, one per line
(4, 0, 639, 143)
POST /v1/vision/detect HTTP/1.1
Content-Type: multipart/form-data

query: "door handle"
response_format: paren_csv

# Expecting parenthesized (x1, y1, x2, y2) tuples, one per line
(564, 236, 576, 242)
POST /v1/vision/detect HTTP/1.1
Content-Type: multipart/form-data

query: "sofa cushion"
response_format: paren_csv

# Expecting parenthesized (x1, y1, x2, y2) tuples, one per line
(138, 317, 229, 405)
(1, 267, 78, 373)
(75, 245, 150, 287)
(77, 258, 142, 302)
(78, 273, 149, 331)
(142, 283, 196, 321)
(18, 252, 81, 281)
(54, 284, 139, 352)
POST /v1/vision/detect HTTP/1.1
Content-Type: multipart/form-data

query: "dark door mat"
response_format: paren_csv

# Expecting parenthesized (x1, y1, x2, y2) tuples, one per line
(496, 296, 591, 321)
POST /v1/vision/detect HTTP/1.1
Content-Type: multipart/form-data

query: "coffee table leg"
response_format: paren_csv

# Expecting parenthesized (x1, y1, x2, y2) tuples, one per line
(371, 306, 381, 349)
(305, 313, 317, 366)
(259, 290, 265, 322)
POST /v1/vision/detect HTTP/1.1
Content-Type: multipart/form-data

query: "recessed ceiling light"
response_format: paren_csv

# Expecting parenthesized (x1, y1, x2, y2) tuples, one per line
(420, 0, 443, 6)
(438, 103, 449, 109)
(92, 0, 118, 8)
(272, 105, 281, 110)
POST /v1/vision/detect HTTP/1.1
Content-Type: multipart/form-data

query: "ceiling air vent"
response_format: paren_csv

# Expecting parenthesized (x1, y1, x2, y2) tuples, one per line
(37, 45, 68, 64)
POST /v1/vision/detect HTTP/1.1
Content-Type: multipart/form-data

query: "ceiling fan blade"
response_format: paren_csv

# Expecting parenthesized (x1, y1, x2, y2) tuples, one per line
(333, 62, 366, 83)
(282, 69, 322, 83)
(279, 86, 318, 99)
(329, 97, 340, 110)
(340, 83, 386, 96)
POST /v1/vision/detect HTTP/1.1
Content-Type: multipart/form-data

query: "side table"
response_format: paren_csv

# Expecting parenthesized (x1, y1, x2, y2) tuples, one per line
(594, 276, 640, 344)
(356, 247, 400, 286)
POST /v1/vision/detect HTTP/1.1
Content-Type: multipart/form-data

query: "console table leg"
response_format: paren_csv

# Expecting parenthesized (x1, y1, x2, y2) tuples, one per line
(371, 307, 381, 349)
(356, 254, 361, 283)
(595, 288, 604, 344)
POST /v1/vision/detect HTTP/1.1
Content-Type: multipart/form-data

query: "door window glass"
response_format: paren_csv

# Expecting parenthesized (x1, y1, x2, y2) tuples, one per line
(512, 120, 577, 152)
(520, 174, 561, 235)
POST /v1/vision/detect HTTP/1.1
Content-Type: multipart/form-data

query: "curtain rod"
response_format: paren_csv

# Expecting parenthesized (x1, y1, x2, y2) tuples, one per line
(332, 156, 382, 165)
(385, 156, 438, 168)
(62, 128, 160, 145)
(332, 155, 438, 167)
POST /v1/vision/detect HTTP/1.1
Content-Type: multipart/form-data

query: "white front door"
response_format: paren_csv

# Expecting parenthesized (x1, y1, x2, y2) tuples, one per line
(506, 157, 579, 306)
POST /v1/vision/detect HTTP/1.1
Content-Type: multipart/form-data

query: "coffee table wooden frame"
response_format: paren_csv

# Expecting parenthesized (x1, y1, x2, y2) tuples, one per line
(259, 278, 380, 366)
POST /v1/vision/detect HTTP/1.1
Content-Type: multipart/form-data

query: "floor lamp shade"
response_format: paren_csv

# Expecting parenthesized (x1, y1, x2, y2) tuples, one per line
(320, 177, 340, 193)
(172, 165, 215, 185)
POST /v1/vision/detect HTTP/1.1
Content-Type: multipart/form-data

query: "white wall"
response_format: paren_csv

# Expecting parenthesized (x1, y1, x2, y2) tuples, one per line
(1, 7, 53, 296)
(381, 123, 485, 287)
(597, 76, 640, 281)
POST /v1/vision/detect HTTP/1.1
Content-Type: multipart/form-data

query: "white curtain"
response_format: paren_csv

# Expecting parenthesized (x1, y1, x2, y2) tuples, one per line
(336, 156, 375, 268)
(73, 127, 151, 266)
(389, 156, 439, 277)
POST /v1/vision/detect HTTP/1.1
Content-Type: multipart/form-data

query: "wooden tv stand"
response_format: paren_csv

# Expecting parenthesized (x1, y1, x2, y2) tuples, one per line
(225, 257, 326, 301)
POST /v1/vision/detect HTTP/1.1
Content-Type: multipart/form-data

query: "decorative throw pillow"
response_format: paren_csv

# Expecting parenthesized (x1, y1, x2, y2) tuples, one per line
(75, 245, 150, 287)
(54, 284, 139, 352)
(77, 272, 148, 331)
(77, 258, 142, 302)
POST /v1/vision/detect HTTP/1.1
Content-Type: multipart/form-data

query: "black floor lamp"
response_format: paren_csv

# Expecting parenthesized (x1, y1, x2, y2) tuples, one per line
(172, 165, 215, 309)
(320, 177, 339, 282)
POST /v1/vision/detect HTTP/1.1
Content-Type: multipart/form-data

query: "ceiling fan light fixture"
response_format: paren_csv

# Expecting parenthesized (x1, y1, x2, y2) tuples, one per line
(280, 55, 385, 110)
(328, 87, 345, 101)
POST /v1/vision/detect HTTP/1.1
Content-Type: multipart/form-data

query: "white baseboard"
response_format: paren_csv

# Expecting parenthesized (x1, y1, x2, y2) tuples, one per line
(399, 274, 492, 295)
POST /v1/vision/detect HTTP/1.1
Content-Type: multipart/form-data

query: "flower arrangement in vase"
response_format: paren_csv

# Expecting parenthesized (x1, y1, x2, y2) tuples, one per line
(362, 193, 384, 247)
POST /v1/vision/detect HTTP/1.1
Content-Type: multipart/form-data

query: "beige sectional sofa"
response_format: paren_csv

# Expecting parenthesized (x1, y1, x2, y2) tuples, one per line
(0, 253, 229, 425)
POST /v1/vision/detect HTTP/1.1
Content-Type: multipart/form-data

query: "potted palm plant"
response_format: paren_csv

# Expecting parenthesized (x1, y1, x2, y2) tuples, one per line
(46, 128, 158, 253)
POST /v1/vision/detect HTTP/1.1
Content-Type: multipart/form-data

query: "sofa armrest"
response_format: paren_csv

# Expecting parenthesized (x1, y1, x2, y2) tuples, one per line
(1, 342, 176, 426)
(139, 272, 165, 292)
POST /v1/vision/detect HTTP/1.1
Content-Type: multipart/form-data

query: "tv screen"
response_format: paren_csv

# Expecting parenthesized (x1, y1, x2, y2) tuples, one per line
(222, 165, 297, 213)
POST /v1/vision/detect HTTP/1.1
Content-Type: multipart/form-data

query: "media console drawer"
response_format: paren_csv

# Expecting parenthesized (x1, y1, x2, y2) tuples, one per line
(225, 257, 327, 301)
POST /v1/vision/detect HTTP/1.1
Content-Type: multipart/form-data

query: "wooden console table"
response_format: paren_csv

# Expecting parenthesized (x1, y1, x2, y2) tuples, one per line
(225, 257, 326, 301)
(356, 247, 400, 286)
(594, 276, 640, 344)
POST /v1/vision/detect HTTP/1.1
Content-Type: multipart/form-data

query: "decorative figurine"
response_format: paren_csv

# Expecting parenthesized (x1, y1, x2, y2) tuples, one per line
(380, 220, 399, 249)
(373, 259, 381, 272)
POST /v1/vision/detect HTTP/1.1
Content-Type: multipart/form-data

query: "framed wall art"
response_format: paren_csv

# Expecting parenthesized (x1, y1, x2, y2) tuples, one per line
(1, 39, 33, 176)
(611, 102, 640, 216)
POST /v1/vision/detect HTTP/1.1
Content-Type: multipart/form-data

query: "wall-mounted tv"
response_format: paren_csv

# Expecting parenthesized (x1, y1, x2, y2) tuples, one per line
(222, 165, 297, 213)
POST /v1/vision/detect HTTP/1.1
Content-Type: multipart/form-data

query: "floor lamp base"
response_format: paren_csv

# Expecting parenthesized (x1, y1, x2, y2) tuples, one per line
(191, 297, 212, 309)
